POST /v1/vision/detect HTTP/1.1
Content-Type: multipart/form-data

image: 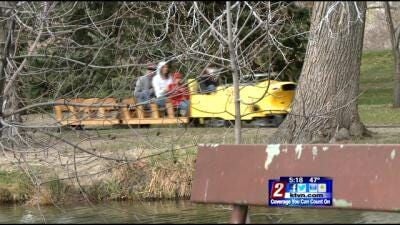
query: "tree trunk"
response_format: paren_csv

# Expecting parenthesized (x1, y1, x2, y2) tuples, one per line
(0, 2, 19, 137)
(3, 18, 21, 124)
(270, 1, 369, 144)
(395, 63, 400, 108)
(383, 1, 400, 108)
(0, 2, 10, 132)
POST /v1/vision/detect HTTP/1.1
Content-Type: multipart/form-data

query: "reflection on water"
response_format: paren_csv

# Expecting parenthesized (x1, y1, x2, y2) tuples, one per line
(1, 201, 400, 224)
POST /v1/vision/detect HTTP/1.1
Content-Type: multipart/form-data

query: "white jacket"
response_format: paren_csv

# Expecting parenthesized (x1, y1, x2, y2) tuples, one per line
(152, 61, 172, 97)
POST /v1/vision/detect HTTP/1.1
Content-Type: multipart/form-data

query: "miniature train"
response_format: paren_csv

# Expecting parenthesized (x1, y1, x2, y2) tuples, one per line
(53, 78, 296, 128)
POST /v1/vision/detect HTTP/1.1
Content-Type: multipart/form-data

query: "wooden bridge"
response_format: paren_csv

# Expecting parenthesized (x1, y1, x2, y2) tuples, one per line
(53, 97, 189, 126)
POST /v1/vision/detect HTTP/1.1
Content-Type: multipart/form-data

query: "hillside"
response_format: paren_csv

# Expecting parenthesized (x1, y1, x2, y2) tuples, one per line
(359, 50, 400, 125)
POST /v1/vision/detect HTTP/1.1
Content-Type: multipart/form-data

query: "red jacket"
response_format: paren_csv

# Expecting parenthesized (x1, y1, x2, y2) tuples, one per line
(167, 82, 190, 107)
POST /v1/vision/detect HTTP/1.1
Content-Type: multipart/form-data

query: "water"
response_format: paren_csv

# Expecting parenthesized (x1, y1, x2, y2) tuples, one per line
(1, 201, 400, 224)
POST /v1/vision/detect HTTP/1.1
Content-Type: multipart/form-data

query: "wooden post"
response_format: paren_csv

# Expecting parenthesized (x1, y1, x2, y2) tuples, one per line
(166, 102, 175, 118)
(137, 105, 145, 119)
(68, 105, 79, 121)
(150, 103, 160, 118)
(121, 98, 135, 120)
(54, 106, 64, 121)
(230, 205, 248, 224)
(98, 107, 106, 119)
(121, 105, 131, 120)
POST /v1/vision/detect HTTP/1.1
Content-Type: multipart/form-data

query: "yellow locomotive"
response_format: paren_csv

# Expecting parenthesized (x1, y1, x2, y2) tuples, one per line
(188, 78, 296, 127)
(53, 77, 296, 128)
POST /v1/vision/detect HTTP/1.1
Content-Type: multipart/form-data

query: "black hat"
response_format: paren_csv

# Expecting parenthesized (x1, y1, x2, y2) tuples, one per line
(147, 64, 157, 71)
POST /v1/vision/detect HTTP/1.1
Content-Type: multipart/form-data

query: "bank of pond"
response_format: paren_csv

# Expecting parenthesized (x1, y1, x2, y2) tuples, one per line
(0, 154, 193, 206)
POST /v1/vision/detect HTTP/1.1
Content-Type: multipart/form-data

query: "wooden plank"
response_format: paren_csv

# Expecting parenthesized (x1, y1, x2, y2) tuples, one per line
(62, 99, 84, 122)
(82, 98, 100, 119)
(54, 98, 83, 123)
(191, 144, 400, 212)
(62, 118, 189, 126)
(97, 98, 117, 118)
(102, 97, 117, 111)
(61, 119, 120, 126)
(120, 117, 189, 125)
(121, 98, 136, 105)
(67, 106, 79, 121)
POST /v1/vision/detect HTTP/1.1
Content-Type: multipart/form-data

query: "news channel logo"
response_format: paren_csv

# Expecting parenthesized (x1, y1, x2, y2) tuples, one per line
(268, 176, 332, 207)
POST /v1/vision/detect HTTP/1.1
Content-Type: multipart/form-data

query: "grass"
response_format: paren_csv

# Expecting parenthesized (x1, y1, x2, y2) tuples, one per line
(0, 171, 32, 203)
(360, 50, 394, 105)
(359, 50, 400, 125)
(0, 126, 274, 205)
(3, 125, 400, 205)
(359, 104, 400, 125)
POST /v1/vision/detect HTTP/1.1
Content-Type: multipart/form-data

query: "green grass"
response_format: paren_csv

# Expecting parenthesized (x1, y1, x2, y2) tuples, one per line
(0, 171, 27, 186)
(359, 104, 400, 125)
(359, 50, 400, 125)
(0, 171, 32, 203)
(360, 50, 394, 105)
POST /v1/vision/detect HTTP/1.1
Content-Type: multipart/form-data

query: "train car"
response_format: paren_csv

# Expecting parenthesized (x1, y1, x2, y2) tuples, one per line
(53, 78, 296, 128)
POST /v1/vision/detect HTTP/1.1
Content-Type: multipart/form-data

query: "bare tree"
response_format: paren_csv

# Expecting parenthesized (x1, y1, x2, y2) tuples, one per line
(270, 1, 369, 144)
(0, 3, 308, 219)
(0, 1, 16, 135)
(384, 1, 400, 107)
(226, 1, 241, 144)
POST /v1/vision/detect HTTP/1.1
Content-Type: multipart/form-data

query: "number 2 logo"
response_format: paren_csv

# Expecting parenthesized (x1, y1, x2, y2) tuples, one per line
(271, 182, 286, 199)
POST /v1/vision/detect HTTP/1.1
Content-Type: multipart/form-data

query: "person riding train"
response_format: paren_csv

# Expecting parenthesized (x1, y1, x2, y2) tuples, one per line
(133, 63, 157, 110)
(152, 61, 173, 109)
(198, 66, 220, 93)
(167, 72, 190, 116)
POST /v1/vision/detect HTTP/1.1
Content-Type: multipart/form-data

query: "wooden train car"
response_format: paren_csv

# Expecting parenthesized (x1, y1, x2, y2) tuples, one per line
(53, 79, 296, 128)
(54, 98, 189, 127)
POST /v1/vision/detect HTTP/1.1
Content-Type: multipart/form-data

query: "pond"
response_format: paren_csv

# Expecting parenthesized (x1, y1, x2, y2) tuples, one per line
(1, 201, 400, 224)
